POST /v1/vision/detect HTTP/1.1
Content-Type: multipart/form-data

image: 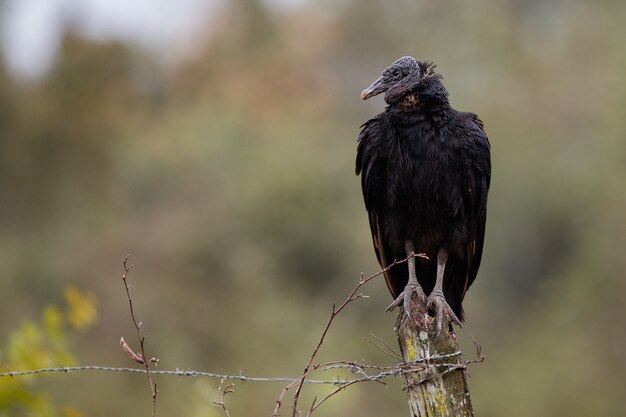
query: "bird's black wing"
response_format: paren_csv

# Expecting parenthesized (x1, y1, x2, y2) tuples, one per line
(356, 116, 405, 297)
(457, 114, 491, 300)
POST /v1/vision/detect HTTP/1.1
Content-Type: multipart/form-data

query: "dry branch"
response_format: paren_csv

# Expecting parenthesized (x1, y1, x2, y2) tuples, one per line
(121, 256, 158, 417)
(214, 379, 235, 417)
(282, 252, 427, 417)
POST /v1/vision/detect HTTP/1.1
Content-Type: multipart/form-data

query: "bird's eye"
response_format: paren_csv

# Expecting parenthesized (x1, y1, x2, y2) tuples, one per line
(384, 69, 402, 81)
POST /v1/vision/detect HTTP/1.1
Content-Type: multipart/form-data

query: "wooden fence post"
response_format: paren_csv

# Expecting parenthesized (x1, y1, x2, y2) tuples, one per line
(394, 300, 474, 417)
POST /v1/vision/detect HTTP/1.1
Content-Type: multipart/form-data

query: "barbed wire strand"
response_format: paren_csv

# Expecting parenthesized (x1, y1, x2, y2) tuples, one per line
(0, 366, 332, 383)
(0, 349, 466, 384)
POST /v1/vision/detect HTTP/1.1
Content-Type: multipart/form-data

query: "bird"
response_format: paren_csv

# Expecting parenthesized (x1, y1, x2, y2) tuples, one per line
(356, 56, 491, 338)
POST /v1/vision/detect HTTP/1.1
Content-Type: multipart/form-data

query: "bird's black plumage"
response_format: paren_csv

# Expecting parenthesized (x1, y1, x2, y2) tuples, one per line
(356, 57, 491, 321)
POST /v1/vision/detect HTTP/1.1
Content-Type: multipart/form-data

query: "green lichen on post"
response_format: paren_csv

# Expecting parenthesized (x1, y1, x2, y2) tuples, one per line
(394, 300, 474, 417)
(405, 335, 417, 361)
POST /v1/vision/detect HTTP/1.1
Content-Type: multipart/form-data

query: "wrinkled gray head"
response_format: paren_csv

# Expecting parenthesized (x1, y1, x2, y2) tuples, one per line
(360, 56, 423, 104)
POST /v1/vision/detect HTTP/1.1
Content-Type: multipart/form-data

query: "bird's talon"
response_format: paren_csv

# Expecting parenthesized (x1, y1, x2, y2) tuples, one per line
(386, 283, 426, 317)
(427, 292, 461, 337)
(385, 294, 404, 312)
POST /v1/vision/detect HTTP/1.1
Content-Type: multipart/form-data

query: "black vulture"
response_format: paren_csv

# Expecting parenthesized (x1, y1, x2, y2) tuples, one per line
(356, 56, 491, 336)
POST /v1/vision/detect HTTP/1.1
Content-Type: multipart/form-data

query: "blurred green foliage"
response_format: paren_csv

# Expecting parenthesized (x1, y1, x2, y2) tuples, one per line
(0, 287, 96, 417)
(1, 0, 625, 416)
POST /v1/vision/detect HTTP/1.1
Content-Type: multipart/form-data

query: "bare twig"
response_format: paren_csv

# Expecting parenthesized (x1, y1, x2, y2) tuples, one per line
(306, 374, 378, 416)
(472, 335, 486, 362)
(362, 334, 403, 361)
(318, 360, 395, 372)
(121, 256, 158, 417)
(213, 379, 235, 417)
(272, 378, 300, 417)
(285, 252, 427, 417)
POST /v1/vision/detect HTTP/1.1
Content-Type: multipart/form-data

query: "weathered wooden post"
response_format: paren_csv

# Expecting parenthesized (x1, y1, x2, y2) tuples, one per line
(394, 300, 474, 416)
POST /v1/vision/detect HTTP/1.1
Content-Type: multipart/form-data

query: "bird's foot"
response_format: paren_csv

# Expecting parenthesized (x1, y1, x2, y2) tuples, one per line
(386, 282, 427, 318)
(427, 290, 462, 341)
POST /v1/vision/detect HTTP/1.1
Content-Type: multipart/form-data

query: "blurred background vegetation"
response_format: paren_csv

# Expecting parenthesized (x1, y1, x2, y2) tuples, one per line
(1, 0, 625, 416)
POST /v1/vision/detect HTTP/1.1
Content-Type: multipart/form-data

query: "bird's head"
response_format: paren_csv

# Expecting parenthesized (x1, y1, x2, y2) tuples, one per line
(361, 56, 440, 105)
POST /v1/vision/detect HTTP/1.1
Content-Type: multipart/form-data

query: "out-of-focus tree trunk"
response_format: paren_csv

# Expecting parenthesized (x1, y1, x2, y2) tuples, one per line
(394, 301, 473, 417)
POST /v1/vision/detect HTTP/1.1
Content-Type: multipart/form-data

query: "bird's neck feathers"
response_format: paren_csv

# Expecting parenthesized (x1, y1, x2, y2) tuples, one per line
(387, 76, 453, 124)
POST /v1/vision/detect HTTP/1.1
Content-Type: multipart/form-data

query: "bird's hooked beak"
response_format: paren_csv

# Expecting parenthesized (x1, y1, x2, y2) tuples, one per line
(360, 76, 387, 100)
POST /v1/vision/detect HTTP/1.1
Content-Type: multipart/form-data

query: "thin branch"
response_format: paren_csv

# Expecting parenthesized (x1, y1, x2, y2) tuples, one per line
(121, 256, 158, 417)
(368, 333, 403, 359)
(471, 335, 486, 362)
(310, 360, 386, 388)
(306, 375, 376, 416)
(286, 252, 427, 417)
(213, 379, 235, 417)
(272, 378, 300, 417)
(317, 360, 395, 372)
(362, 334, 403, 361)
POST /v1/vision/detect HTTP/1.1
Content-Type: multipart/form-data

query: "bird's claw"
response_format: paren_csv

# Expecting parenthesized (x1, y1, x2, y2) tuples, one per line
(386, 282, 427, 317)
(427, 290, 462, 341)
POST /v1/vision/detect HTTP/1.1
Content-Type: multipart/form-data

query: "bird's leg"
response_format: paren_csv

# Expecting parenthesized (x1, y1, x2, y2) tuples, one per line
(386, 240, 427, 317)
(427, 248, 462, 340)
